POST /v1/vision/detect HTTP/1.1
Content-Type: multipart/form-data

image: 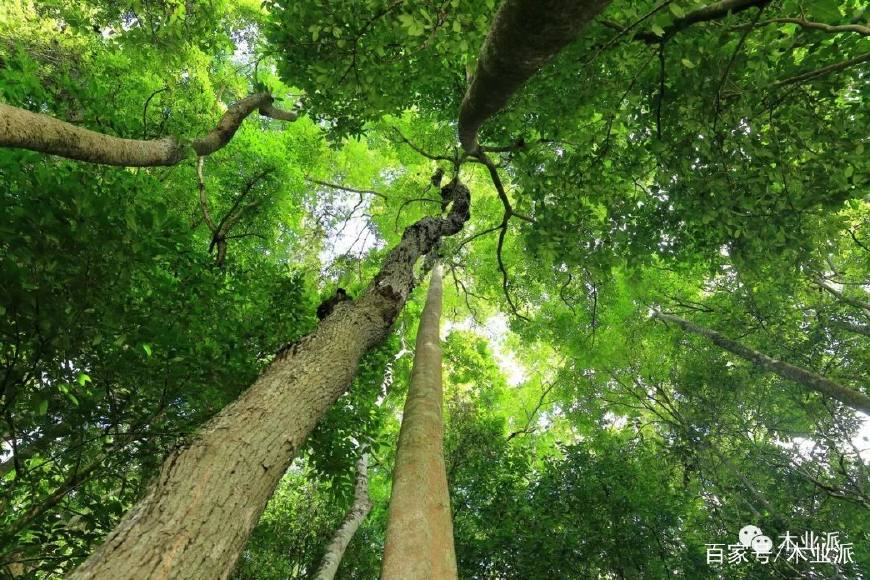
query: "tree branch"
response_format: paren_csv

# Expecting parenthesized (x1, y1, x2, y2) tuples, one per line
(197, 158, 217, 233)
(652, 310, 870, 413)
(739, 17, 870, 36)
(635, 0, 769, 43)
(0, 92, 298, 166)
(306, 178, 389, 200)
(772, 53, 870, 88)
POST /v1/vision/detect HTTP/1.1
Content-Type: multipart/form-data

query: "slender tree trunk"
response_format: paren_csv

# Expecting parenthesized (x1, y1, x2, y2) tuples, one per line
(458, 0, 611, 153)
(313, 453, 372, 580)
(382, 265, 457, 580)
(815, 278, 870, 313)
(652, 310, 870, 414)
(0, 93, 296, 166)
(67, 182, 469, 580)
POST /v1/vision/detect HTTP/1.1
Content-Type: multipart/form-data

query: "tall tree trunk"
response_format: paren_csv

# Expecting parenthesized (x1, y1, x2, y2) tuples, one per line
(652, 311, 870, 414)
(458, 0, 612, 153)
(313, 453, 372, 580)
(382, 265, 457, 580)
(67, 182, 469, 580)
(0, 93, 296, 166)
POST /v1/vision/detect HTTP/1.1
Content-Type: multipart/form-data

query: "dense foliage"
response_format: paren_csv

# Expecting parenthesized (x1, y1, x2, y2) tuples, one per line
(1, 0, 867, 578)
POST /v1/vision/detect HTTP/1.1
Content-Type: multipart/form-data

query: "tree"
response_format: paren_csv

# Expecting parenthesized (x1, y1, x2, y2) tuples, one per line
(66, 180, 470, 579)
(0, 1, 608, 575)
(1, 0, 868, 577)
(382, 265, 457, 579)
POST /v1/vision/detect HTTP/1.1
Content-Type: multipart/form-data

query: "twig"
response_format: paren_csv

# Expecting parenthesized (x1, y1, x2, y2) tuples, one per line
(142, 87, 168, 138)
(391, 128, 456, 162)
(306, 178, 389, 200)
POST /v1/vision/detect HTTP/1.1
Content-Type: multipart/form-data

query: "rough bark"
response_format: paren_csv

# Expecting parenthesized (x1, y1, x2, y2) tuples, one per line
(457, 0, 612, 153)
(313, 454, 372, 580)
(653, 311, 870, 414)
(0, 93, 296, 166)
(67, 182, 470, 580)
(382, 265, 457, 580)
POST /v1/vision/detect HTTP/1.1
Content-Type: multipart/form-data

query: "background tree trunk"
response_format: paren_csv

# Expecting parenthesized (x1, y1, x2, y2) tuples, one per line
(382, 265, 457, 580)
(67, 182, 470, 580)
(653, 311, 870, 413)
(313, 453, 372, 580)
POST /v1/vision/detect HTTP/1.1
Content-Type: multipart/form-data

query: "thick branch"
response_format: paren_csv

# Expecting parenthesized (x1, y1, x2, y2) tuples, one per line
(458, 0, 611, 152)
(652, 310, 870, 414)
(637, 0, 768, 42)
(0, 93, 297, 166)
(828, 318, 870, 338)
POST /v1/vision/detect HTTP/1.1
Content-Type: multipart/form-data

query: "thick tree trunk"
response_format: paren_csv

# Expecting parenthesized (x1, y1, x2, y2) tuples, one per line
(67, 182, 469, 580)
(313, 453, 372, 580)
(458, 0, 611, 153)
(382, 265, 457, 580)
(0, 93, 296, 166)
(653, 311, 870, 414)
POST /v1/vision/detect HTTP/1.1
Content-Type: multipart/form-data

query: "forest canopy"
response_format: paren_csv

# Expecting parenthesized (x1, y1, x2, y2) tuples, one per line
(0, 0, 868, 578)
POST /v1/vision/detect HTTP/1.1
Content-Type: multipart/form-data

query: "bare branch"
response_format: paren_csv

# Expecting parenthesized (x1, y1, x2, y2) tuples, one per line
(772, 53, 870, 88)
(738, 17, 870, 36)
(306, 178, 389, 200)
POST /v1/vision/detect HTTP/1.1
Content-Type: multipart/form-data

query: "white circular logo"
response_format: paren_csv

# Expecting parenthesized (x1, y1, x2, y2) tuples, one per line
(739, 525, 763, 548)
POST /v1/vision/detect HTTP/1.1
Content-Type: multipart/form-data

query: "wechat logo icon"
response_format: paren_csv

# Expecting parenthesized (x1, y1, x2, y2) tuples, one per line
(739, 525, 772, 554)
